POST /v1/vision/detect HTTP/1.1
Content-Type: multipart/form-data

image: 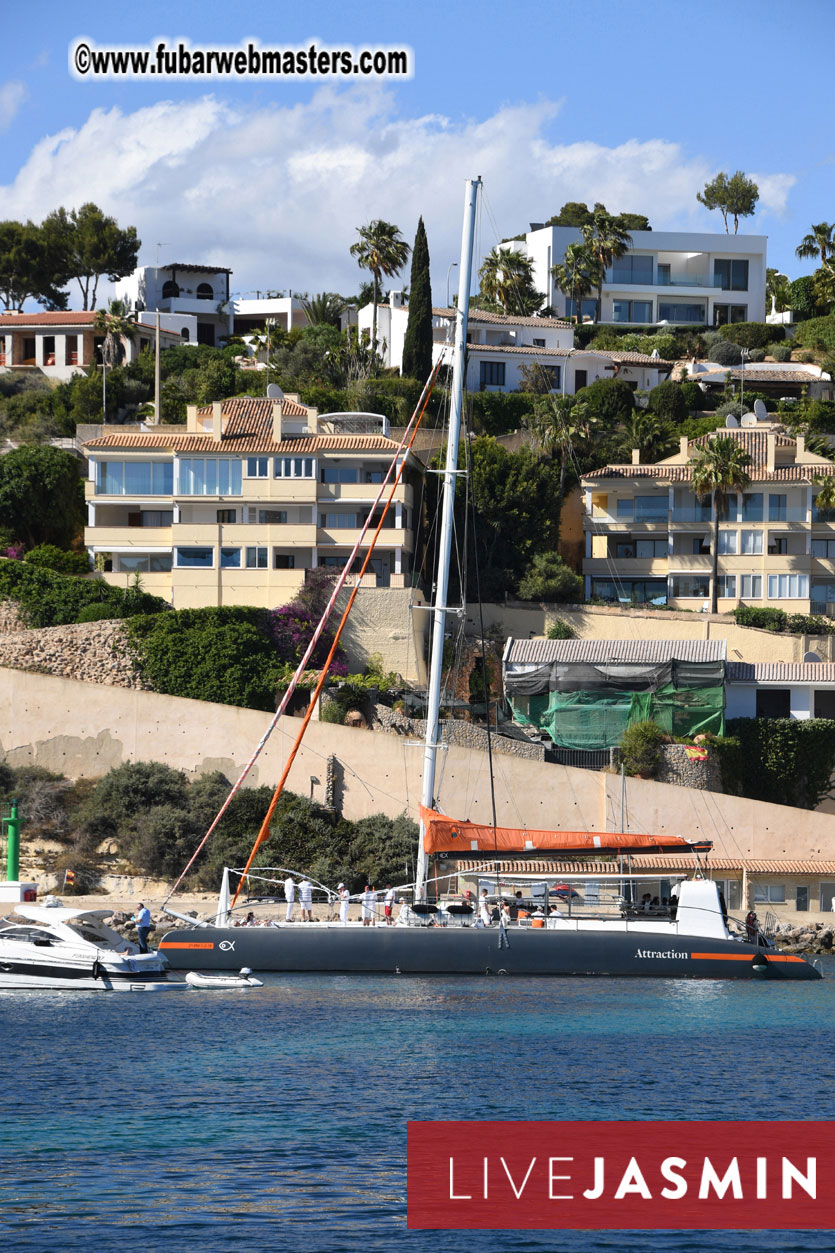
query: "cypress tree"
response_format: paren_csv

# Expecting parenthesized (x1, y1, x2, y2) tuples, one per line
(401, 217, 433, 381)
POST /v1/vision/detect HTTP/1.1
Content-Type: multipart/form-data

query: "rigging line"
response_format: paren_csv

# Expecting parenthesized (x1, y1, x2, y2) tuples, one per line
(164, 353, 446, 905)
(230, 361, 444, 909)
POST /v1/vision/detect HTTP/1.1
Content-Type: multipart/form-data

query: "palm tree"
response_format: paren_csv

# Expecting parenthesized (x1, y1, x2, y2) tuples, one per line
(795, 223, 835, 266)
(349, 220, 410, 353)
(689, 436, 752, 613)
(93, 298, 136, 418)
(528, 395, 594, 496)
(812, 473, 835, 520)
(477, 247, 543, 315)
(551, 241, 599, 321)
(615, 412, 677, 464)
(582, 207, 632, 322)
(301, 291, 349, 328)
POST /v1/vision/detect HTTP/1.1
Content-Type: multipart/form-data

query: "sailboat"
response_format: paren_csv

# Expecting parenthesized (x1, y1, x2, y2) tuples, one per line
(159, 180, 820, 982)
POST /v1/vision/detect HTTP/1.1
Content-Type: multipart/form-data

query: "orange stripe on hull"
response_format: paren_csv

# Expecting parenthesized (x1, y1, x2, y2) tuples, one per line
(691, 951, 807, 964)
(159, 941, 215, 950)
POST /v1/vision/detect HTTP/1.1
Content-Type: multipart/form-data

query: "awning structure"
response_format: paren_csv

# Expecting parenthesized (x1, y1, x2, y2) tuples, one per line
(420, 808, 712, 857)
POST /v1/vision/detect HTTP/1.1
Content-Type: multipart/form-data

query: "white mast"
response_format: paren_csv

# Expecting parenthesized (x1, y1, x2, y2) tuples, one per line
(415, 176, 481, 900)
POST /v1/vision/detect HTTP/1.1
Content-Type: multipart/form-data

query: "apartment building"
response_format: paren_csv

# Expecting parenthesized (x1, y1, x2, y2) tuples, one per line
(83, 395, 421, 608)
(522, 226, 767, 327)
(581, 420, 835, 613)
(0, 311, 182, 382)
(361, 299, 673, 393)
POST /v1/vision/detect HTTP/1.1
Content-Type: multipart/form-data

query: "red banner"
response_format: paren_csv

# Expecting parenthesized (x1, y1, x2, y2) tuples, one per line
(407, 1121, 835, 1230)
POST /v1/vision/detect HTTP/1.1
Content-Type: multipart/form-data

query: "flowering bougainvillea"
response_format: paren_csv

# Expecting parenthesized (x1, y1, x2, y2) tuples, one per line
(267, 568, 348, 676)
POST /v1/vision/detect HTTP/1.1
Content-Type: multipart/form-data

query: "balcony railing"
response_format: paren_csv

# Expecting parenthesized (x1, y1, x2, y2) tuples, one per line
(656, 274, 724, 289)
(671, 508, 712, 523)
(767, 507, 808, 522)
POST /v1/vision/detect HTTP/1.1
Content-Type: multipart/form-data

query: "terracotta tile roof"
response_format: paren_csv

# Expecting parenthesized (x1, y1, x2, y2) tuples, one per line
(85, 431, 405, 454)
(468, 342, 571, 357)
(698, 368, 824, 384)
(0, 311, 180, 339)
(455, 857, 835, 875)
(163, 263, 233, 273)
(433, 306, 571, 329)
(597, 350, 676, 367)
(584, 426, 835, 483)
(194, 396, 309, 424)
(505, 638, 726, 665)
(727, 662, 835, 684)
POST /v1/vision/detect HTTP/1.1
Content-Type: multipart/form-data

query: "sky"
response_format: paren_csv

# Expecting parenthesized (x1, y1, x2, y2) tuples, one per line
(1, 0, 833, 307)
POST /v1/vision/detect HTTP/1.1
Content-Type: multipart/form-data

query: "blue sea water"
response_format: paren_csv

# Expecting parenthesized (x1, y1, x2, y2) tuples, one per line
(1, 964, 834, 1253)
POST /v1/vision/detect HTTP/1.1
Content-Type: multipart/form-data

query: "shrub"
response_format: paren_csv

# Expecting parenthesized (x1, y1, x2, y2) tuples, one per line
(714, 399, 746, 420)
(790, 276, 818, 320)
(619, 720, 666, 778)
(546, 618, 575, 639)
(718, 718, 835, 809)
(747, 348, 766, 363)
(647, 380, 688, 423)
(468, 390, 537, 437)
(517, 552, 582, 602)
(792, 316, 835, 354)
(76, 603, 122, 623)
(679, 380, 707, 412)
(708, 340, 744, 366)
(798, 350, 816, 364)
(718, 322, 783, 349)
(769, 341, 792, 362)
(733, 605, 787, 631)
(0, 558, 169, 628)
(24, 544, 91, 576)
(574, 378, 635, 424)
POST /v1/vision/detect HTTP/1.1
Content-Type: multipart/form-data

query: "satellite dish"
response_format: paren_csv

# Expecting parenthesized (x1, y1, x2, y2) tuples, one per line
(741, 413, 757, 427)
(650, 348, 660, 359)
(753, 398, 767, 420)
(725, 415, 739, 428)
(266, 383, 284, 400)
(803, 651, 821, 663)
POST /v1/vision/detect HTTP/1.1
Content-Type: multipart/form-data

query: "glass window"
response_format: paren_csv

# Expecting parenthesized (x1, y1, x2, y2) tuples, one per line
(480, 361, 506, 386)
(565, 298, 598, 321)
(220, 547, 241, 568)
(754, 883, 786, 904)
(320, 512, 357, 529)
(767, 574, 809, 599)
(246, 457, 269, 478)
(742, 493, 763, 522)
(635, 539, 667, 558)
(365, 469, 384, 484)
(612, 300, 653, 323)
(714, 259, 749, 292)
(713, 304, 747, 326)
(245, 546, 268, 569)
(670, 575, 710, 598)
(741, 530, 763, 555)
(717, 531, 738, 555)
(634, 495, 668, 519)
(717, 575, 737, 598)
(796, 885, 809, 912)
(258, 510, 288, 524)
(812, 538, 835, 558)
(178, 459, 241, 496)
(657, 301, 706, 323)
(95, 460, 173, 496)
(273, 553, 296, 569)
(768, 494, 787, 521)
(217, 509, 236, 524)
(616, 498, 634, 519)
(150, 553, 173, 572)
(610, 255, 653, 284)
(276, 457, 314, 478)
(176, 547, 213, 567)
(740, 574, 762, 598)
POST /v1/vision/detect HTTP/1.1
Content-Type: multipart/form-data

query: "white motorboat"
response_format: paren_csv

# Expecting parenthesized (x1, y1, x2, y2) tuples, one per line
(185, 967, 263, 989)
(0, 905, 187, 991)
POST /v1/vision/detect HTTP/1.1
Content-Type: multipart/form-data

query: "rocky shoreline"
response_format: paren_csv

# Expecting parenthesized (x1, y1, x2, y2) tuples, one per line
(773, 922, 835, 956)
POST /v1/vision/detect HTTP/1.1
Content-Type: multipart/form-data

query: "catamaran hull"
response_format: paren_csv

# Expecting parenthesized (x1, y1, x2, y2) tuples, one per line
(159, 926, 820, 980)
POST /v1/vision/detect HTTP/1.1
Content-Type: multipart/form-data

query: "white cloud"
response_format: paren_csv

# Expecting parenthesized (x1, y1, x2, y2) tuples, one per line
(0, 80, 28, 132)
(0, 87, 797, 297)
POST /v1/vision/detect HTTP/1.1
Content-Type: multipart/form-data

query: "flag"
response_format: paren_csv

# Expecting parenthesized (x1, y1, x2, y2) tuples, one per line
(64, 869, 76, 883)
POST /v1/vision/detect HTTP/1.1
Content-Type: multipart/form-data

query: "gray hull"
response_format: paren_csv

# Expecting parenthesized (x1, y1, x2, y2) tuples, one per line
(159, 925, 820, 980)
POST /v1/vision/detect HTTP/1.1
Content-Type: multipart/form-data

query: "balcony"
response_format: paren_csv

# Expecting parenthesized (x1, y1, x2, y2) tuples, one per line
(668, 555, 712, 572)
(670, 507, 713, 524)
(85, 525, 173, 548)
(175, 522, 317, 546)
(317, 526, 413, 551)
(766, 507, 808, 523)
(318, 481, 414, 506)
(584, 557, 667, 578)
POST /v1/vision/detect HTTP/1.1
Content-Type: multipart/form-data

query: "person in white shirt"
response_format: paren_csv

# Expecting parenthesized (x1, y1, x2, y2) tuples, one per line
(384, 884, 396, 925)
(299, 877, 313, 922)
(284, 876, 295, 922)
(338, 883, 350, 925)
(396, 898, 413, 926)
(361, 885, 377, 926)
(478, 889, 491, 927)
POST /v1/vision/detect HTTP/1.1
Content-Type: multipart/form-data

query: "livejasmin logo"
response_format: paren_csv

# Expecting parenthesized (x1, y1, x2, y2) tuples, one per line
(407, 1121, 835, 1230)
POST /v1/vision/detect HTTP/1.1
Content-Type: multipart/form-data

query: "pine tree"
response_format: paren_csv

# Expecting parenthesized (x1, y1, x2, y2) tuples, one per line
(401, 217, 433, 381)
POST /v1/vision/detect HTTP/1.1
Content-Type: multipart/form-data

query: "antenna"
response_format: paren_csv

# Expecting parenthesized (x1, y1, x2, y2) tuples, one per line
(753, 398, 767, 420)
(266, 383, 284, 400)
(725, 415, 739, 428)
(154, 242, 172, 272)
(741, 413, 757, 427)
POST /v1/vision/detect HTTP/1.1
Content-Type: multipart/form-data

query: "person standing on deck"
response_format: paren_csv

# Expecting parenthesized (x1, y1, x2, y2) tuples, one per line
(362, 885, 377, 926)
(133, 903, 152, 953)
(478, 889, 491, 927)
(338, 883, 350, 925)
(299, 877, 313, 922)
(384, 884, 396, 925)
(284, 876, 296, 922)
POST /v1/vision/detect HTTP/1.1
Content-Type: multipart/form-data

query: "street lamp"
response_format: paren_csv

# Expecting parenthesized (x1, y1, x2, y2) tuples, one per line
(446, 262, 458, 308)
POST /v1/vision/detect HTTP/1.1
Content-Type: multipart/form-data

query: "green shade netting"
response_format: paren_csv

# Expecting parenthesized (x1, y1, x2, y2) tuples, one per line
(509, 683, 724, 750)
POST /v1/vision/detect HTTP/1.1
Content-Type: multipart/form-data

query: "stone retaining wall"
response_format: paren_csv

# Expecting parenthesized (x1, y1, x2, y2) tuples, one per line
(371, 702, 545, 761)
(0, 616, 147, 689)
(656, 744, 724, 793)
